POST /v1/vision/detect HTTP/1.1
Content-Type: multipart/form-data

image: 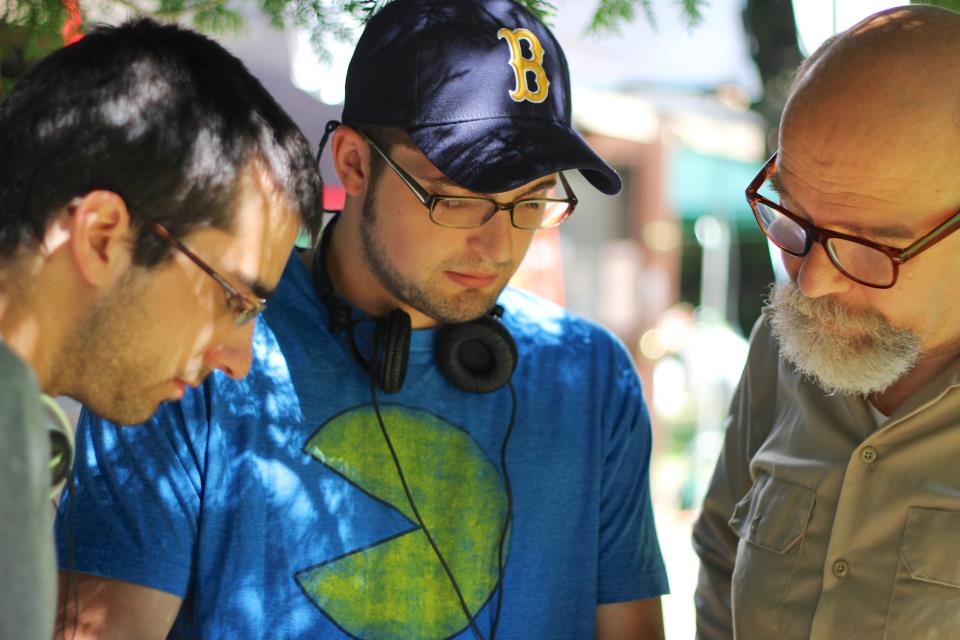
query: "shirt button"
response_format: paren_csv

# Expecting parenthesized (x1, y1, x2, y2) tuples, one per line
(861, 446, 878, 464)
(833, 559, 850, 579)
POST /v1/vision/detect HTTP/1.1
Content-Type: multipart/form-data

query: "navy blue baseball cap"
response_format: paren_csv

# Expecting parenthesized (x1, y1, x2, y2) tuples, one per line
(339, 0, 621, 195)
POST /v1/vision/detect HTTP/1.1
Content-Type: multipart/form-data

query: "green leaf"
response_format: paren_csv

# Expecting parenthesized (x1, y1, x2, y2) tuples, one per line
(910, 0, 960, 12)
(589, 0, 649, 34)
(678, 0, 705, 28)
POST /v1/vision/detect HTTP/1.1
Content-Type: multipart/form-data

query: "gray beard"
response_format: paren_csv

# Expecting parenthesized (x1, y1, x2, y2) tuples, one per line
(766, 282, 921, 396)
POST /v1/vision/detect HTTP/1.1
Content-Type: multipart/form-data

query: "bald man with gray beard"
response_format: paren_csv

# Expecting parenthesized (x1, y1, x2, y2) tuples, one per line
(693, 6, 960, 639)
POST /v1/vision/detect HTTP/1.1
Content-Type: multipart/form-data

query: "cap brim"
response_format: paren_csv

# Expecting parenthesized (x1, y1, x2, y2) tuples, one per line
(406, 118, 622, 196)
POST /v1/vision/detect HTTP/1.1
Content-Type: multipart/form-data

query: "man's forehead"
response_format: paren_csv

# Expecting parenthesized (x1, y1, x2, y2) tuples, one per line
(770, 156, 954, 243)
(778, 79, 960, 229)
(213, 167, 299, 296)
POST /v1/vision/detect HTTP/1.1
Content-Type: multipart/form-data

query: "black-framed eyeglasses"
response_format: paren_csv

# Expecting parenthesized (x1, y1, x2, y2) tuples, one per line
(362, 133, 579, 230)
(746, 152, 960, 289)
(150, 223, 267, 326)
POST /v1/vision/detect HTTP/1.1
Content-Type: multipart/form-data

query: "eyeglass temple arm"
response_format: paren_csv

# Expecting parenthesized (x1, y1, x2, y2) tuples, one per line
(359, 132, 432, 207)
(558, 172, 578, 206)
(899, 209, 960, 262)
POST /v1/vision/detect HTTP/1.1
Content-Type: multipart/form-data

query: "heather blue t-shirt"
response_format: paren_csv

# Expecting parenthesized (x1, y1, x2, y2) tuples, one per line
(57, 252, 668, 639)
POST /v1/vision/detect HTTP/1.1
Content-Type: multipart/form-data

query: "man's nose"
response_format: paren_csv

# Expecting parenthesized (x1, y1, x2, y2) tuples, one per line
(789, 242, 854, 299)
(468, 207, 515, 263)
(203, 319, 256, 381)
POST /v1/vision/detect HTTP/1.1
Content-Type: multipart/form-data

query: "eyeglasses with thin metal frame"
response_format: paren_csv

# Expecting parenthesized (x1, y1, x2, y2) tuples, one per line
(361, 133, 579, 230)
(745, 152, 960, 289)
(150, 223, 267, 326)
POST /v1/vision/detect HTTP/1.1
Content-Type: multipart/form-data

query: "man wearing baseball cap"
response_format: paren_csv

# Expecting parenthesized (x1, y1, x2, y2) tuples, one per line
(57, 1, 669, 638)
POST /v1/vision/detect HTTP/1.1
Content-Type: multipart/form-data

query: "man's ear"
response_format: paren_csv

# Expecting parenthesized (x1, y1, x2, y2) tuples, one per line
(58, 191, 133, 286)
(331, 126, 374, 198)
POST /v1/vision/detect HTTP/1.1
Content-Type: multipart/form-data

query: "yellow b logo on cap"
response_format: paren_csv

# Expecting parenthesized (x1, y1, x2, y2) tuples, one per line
(497, 28, 550, 104)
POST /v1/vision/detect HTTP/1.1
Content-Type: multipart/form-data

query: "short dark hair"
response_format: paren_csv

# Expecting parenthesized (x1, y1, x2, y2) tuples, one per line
(359, 125, 415, 189)
(0, 18, 323, 266)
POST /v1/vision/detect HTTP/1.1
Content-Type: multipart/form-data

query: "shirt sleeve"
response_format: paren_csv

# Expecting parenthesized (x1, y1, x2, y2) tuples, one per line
(0, 356, 55, 640)
(55, 387, 210, 598)
(596, 338, 670, 603)
(692, 317, 778, 639)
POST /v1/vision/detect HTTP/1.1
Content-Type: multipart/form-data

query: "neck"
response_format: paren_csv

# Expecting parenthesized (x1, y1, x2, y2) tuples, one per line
(870, 340, 960, 415)
(312, 210, 437, 329)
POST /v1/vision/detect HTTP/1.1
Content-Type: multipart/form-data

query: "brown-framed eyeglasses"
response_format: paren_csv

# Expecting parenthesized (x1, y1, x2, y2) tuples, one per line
(745, 152, 960, 288)
(150, 223, 266, 326)
(361, 132, 579, 230)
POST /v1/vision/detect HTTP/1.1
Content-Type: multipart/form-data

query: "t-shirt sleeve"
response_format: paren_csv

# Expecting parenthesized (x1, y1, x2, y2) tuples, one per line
(55, 389, 209, 598)
(596, 338, 670, 603)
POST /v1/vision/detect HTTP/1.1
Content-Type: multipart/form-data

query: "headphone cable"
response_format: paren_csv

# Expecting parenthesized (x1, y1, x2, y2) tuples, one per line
(53, 468, 79, 640)
(489, 381, 517, 640)
(369, 380, 487, 640)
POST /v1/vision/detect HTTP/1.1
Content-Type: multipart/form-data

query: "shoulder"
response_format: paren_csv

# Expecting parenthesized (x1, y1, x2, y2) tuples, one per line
(0, 343, 48, 514)
(265, 250, 322, 323)
(0, 341, 38, 398)
(499, 287, 629, 355)
(742, 313, 783, 386)
(0, 343, 44, 447)
(497, 288, 637, 386)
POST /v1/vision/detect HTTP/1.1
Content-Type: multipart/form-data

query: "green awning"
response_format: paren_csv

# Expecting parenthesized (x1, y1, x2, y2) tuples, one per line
(669, 148, 762, 223)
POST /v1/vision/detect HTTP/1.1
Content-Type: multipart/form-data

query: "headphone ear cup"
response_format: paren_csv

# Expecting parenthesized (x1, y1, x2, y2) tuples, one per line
(375, 309, 412, 393)
(435, 316, 518, 394)
(41, 394, 74, 500)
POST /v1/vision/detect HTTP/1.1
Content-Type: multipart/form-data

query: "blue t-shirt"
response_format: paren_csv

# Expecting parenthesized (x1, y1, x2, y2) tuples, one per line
(57, 252, 668, 639)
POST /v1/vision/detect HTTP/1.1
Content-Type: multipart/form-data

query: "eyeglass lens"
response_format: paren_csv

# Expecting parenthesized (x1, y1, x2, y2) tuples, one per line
(755, 201, 895, 287)
(431, 198, 571, 230)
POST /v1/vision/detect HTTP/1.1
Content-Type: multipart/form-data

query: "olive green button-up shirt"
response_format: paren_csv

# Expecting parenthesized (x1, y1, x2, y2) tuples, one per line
(693, 316, 960, 640)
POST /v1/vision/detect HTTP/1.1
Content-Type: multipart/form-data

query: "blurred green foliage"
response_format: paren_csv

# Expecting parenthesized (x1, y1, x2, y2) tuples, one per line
(589, 0, 702, 32)
(911, 0, 960, 11)
(1, 0, 707, 97)
(1, 0, 64, 94)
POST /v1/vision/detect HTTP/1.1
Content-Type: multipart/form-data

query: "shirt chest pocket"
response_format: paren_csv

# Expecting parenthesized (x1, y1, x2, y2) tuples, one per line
(884, 507, 960, 640)
(729, 473, 815, 553)
(728, 474, 816, 639)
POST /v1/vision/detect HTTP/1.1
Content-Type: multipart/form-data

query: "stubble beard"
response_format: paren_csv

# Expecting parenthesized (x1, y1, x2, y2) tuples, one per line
(58, 270, 169, 425)
(359, 187, 513, 324)
(767, 282, 921, 397)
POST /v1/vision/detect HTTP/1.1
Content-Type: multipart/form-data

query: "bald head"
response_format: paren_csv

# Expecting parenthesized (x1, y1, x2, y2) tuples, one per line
(777, 5, 960, 228)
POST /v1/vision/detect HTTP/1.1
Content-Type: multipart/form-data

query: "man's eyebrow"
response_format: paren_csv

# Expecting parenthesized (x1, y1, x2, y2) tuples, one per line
(839, 220, 915, 242)
(768, 169, 789, 199)
(514, 177, 557, 199)
(421, 174, 462, 191)
(421, 175, 557, 198)
(769, 169, 915, 242)
(238, 276, 273, 301)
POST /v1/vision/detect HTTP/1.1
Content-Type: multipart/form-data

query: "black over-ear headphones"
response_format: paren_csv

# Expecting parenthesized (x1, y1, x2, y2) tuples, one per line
(311, 215, 518, 394)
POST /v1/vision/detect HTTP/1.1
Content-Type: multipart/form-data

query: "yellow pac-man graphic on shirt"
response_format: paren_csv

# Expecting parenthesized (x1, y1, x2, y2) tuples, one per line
(296, 405, 510, 639)
(498, 27, 550, 103)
